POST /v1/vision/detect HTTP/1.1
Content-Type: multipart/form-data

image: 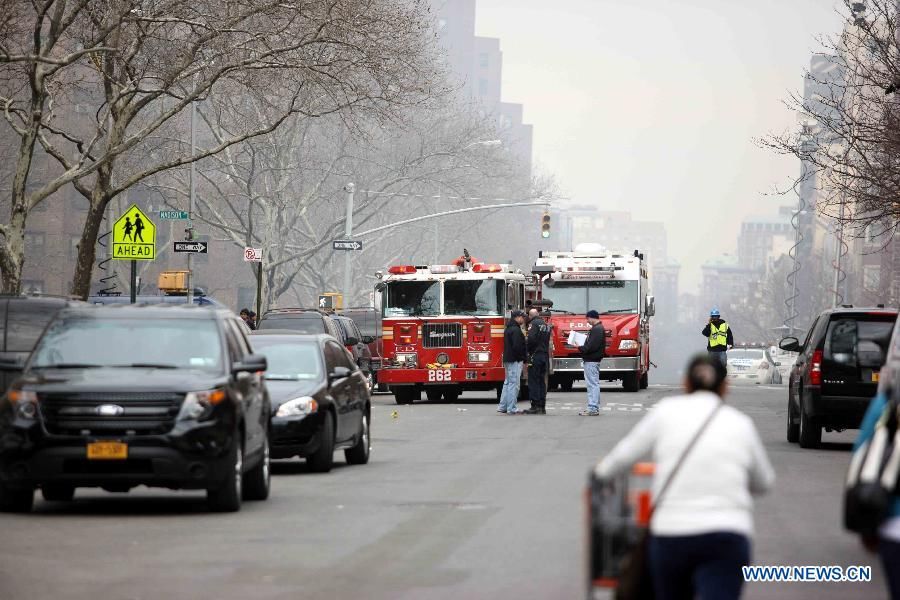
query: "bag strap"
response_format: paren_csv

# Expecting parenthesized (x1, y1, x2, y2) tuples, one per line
(651, 399, 723, 516)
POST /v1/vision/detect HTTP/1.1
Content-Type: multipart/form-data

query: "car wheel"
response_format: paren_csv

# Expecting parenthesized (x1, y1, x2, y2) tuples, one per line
(0, 484, 34, 513)
(345, 410, 370, 465)
(798, 392, 821, 449)
(242, 434, 270, 501)
(307, 411, 335, 473)
(560, 378, 574, 392)
(207, 438, 243, 512)
(622, 373, 640, 392)
(425, 389, 443, 402)
(393, 387, 418, 405)
(786, 397, 800, 443)
(443, 388, 460, 403)
(41, 484, 75, 502)
(640, 372, 649, 389)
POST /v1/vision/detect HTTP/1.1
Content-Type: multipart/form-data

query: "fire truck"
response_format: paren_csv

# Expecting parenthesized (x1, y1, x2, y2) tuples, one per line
(532, 246, 655, 392)
(376, 252, 528, 404)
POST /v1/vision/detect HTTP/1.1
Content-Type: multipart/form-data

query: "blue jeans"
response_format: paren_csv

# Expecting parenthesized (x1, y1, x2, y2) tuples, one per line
(499, 361, 523, 413)
(649, 532, 750, 600)
(709, 351, 727, 367)
(584, 361, 601, 411)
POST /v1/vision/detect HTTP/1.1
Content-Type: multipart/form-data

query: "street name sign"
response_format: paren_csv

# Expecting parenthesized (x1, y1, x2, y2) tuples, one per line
(159, 210, 189, 220)
(244, 247, 263, 262)
(112, 204, 156, 260)
(174, 241, 208, 253)
(333, 239, 363, 251)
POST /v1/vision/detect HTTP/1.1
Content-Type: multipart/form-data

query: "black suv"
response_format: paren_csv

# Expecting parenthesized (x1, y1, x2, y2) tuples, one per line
(780, 307, 898, 448)
(0, 295, 73, 395)
(332, 314, 374, 388)
(0, 305, 271, 512)
(257, 308, 343, 339)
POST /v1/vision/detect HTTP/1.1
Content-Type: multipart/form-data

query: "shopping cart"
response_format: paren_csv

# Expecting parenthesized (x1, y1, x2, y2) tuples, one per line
(586, 462, 654, 599)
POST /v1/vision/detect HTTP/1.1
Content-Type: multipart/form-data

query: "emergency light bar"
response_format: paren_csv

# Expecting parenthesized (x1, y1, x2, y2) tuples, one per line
(429, 265, 460, 274)
(555, 271, 616, 280)
(388, 265, 417, 275)
(472, 263, 503, 273)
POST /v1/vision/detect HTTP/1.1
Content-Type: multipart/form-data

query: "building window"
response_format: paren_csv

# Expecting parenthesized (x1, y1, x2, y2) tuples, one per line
(478, 78, 488, 97)
(863, 265, 881, 291)
(24, 232, 45, 256)
(479, 53, 489, 68)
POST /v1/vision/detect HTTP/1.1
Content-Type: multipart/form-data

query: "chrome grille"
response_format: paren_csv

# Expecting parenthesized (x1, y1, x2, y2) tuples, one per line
(40, 392, 183, 436)
(422, 322, 462, 348)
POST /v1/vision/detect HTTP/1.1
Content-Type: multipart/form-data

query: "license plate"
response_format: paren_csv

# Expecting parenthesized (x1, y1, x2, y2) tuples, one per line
(873, 372, 880, 383)
(87, 441, 128, 460)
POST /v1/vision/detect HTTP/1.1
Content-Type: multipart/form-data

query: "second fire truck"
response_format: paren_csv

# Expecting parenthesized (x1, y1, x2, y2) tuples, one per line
(532, 246, 655, 392)
(376, 253, 528, 404)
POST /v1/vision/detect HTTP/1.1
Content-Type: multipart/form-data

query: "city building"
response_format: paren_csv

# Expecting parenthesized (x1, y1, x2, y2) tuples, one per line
(737, 209, 793, 272)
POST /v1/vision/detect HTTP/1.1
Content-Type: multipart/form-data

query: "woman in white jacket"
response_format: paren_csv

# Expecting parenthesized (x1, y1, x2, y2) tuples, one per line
(595, 355, 775, 600)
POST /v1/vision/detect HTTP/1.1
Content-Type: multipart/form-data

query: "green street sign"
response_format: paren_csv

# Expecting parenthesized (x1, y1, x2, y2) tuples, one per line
(159, 210, 189, 220)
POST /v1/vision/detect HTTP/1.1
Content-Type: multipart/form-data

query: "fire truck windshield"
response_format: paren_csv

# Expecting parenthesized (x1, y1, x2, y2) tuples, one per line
(383, 281, 440, 316)
(542, 280, 638, 315)
(444, 280, 503, 316)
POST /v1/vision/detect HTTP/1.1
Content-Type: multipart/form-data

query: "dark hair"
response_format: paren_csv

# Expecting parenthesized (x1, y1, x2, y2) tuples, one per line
(685, 354, 727, 394)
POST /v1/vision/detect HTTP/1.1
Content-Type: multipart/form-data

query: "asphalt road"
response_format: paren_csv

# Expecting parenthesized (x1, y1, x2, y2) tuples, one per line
(0, 383, 888, 600)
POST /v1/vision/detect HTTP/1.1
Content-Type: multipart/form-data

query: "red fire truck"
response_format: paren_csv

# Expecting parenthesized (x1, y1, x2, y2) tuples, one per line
(532, 247, 655, 392)
(376, 254, 528, 404)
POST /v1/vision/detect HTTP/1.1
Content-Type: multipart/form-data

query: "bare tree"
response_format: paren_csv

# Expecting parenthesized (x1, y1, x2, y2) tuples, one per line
(1, 0, 442, 296)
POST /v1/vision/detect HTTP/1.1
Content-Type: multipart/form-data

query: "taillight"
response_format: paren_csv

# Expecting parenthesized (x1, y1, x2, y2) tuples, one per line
(396, 324, 417, 345)
(810, 349, 823, 385)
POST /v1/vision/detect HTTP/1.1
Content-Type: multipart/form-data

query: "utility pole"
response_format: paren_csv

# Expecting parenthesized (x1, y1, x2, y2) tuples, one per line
(343, 182, 355, 307)
(187, 94, 196, 305)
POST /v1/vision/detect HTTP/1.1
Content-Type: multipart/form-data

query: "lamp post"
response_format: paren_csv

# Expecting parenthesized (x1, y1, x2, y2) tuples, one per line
(343, 182, 355, 307)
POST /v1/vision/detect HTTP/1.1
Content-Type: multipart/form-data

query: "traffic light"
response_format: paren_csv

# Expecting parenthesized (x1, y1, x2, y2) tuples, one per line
(541, 212, 551, 238)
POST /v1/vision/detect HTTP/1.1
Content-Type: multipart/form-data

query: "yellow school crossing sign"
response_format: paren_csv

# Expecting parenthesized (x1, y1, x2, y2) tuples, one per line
(112, 204, 156, 260)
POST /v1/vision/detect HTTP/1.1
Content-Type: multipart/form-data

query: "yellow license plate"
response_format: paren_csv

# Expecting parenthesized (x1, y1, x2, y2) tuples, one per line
(86, 441, 128, 460)
(873, 372, 880, 383)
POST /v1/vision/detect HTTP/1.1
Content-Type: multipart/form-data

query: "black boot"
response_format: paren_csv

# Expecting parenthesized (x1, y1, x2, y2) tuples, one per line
(522, 406, 546, 415)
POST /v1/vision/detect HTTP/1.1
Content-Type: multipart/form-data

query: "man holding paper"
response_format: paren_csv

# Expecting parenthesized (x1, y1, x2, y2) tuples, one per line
(578, 310, 606, 416)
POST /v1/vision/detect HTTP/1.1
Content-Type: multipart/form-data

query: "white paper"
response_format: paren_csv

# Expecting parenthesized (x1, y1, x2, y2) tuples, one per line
(567, 331, 587, 347)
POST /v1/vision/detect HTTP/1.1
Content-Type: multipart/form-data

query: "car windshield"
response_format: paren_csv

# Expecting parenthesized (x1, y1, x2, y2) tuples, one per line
(443, 280, 503, 316)
(343, 311, 378, 337)
(383, 281, 440, 317)
(30, 317, 224, 372)
(257, 316, 327, 334)
(729, 349, 765, 361)
(542, 280, 639, 314)
(250, 339, 322, 381)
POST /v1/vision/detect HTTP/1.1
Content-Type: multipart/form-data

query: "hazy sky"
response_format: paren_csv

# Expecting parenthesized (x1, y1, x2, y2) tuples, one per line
(475, 0, 846, 292)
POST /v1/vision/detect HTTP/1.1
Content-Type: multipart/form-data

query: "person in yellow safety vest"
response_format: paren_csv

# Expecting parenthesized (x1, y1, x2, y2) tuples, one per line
(702, 307, 733, 367)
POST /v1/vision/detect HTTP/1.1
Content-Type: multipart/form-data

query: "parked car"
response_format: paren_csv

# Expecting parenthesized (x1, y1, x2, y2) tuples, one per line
(87, 292, 224, 307)
(257, 308, 343, 339)
(341, 307, 385, 391)
(726, 346, 782, 385)
(249, 331, 370, 472)
(0, 295, 73, 395)
(0, 305, 271, 512)
(332, 314, 374, 390)
(780, 306, 898, 448)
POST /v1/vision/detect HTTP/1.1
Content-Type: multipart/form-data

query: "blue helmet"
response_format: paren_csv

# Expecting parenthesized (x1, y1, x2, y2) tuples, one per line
(710, 307, 720, 317)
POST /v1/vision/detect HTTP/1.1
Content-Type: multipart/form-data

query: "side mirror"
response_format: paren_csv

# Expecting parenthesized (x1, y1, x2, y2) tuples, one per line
(233, 353, 267, 374)
(345, 336, 360, 347)
(779, 337, 800, 353)
(645, 295, 656, 317)
(329, 365, 352, 382)
(375, 282, 386, 293)
(361, 335, 375, 345)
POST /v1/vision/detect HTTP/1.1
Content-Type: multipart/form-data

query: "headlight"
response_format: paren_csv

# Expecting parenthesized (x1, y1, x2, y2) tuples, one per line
(8, 389, 38, 419)
(468, 352, 490, 362)
(276, 396, 318, 418)
(618, 340, 639, 351)
(396, 352, 417, 366)
(177, 388, 227, 421)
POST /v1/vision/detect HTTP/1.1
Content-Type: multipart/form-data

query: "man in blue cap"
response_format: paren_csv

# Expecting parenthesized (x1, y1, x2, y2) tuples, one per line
(578, 310, 607, 416)
(702, 307, 733, 366)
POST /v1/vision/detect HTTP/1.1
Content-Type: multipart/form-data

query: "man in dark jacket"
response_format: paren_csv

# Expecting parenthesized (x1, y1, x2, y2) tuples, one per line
(701, 307, 733, 367)
(578, 310, 606, 416)
(498, 310, 527, 414)
(523, 308, 552, 415)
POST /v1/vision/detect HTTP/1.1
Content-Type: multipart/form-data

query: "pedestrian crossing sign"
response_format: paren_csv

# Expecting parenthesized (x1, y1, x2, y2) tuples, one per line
(112, 204, 156, 260)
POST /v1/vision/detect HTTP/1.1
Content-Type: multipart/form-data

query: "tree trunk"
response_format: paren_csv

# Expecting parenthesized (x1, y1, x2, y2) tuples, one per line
(0, 210, 27, 294)
(71, 190, 110, 300)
